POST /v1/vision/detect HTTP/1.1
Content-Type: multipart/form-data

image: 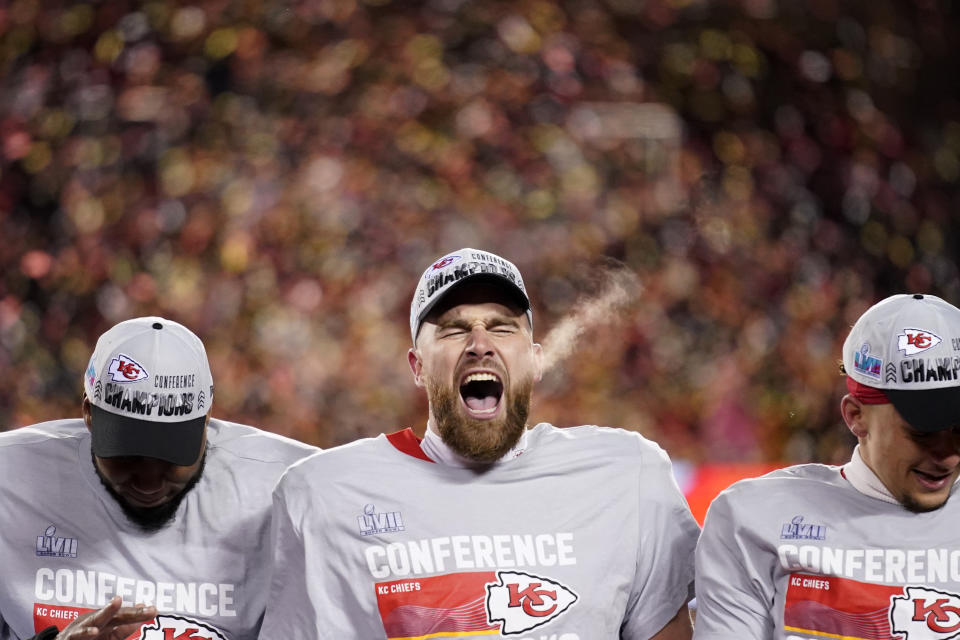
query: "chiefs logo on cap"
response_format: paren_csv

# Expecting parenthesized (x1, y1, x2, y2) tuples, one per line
(898, 329, 943, 356)
(891, 586, 960, 639)
(485, 570, 578, 635)
(107, 354, 150, 383)
(137, 614, 227, 640)
(430, 255, 461, 271)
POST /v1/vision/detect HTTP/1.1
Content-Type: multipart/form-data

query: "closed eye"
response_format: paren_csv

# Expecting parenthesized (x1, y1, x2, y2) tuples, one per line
(490, 326, 517, 335)
(487, 315, 521, 333)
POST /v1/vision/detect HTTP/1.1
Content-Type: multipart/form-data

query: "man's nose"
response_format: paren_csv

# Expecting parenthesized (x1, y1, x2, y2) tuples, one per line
(466, 326, 494, 356)
(929, 430, 960, 464)
(128, 457, 170, 484)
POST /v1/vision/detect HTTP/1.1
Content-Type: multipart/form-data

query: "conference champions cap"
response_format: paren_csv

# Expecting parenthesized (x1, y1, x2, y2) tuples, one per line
(84, 317, 214, 465)
(410, 248, 532, 342)
(842, 294, 960, 432)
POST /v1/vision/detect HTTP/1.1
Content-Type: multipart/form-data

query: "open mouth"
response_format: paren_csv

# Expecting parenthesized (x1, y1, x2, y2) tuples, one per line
(459, 372, 504, 418)
(913, 469, 953, 491)
(125, 484, 170, 507)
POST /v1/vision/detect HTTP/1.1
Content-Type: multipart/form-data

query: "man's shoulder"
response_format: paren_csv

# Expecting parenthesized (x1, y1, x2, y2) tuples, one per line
(206, 419, 319, 467)
(532, 422, 672, 463)
(0, 419, 86, 451)
(730, 463, 839, 488)
(715, 463, 843, 509)
(286, 432, 386, 472)
(273, 433, 388, 501)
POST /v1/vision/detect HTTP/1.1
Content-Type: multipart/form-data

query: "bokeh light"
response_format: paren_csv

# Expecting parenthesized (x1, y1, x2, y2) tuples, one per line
(1, 0, 957, 469)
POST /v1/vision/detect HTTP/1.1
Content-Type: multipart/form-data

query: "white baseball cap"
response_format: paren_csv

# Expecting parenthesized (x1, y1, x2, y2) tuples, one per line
(410, 248, 532, 342)
(84, 317, 214, 465)
(842, 293, 960, 432)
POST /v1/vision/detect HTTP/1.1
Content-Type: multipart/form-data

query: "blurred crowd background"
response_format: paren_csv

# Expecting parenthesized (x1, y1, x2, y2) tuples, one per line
(1, 0, 958, 470)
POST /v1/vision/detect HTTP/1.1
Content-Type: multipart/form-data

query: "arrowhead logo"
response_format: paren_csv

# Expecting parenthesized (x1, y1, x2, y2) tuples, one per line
(137, 614, 227, 640)
(107, 353, 150, 383)
(430, 255, 461, 272)
(898, 329, 942, 356)
(891, 586, 960, 640)
(485, 570, 578, 635)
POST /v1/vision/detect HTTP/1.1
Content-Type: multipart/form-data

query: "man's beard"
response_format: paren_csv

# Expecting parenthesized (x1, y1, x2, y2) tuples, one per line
(93, 451, 206, 532)
(428, 377, 533, 464)
(901, 492, 950, 514)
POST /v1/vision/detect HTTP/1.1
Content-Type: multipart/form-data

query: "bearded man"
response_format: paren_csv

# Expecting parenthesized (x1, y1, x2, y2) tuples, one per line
(261, 248, 699, 640)
(0, 317, 316, 640)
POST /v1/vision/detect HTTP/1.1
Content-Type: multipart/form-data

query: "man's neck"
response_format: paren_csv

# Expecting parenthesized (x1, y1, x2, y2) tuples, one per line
(841, 445, 899, 505)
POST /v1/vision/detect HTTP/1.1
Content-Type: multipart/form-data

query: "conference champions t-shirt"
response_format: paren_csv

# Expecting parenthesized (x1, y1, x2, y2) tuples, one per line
(0, 419, 316, 640)
(260, 423, 700, 640)
(695, 464, 960, 640)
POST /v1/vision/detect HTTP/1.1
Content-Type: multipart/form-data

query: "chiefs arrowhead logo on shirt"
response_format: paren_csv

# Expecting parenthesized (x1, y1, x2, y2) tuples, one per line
(137, 614, 227, 640)
(891, 586, 960, 639)
(485, 570, 578, 635)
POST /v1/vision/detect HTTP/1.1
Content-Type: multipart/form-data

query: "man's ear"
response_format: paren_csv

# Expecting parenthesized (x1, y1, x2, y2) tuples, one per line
(532, 342, 544, 382)
(408, 348, 425, 388)
(841, 393, 868, 438)
(81, 395, 93, 432)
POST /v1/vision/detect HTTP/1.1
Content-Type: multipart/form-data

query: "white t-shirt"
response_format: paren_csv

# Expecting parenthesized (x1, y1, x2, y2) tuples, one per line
(261, 423, 699, 640)
(694, 453, 960, 639)
(0, 418, 316, 640)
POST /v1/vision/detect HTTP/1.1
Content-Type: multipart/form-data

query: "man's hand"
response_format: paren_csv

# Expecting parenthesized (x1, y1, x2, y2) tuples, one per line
(56, 596, 156, 640)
